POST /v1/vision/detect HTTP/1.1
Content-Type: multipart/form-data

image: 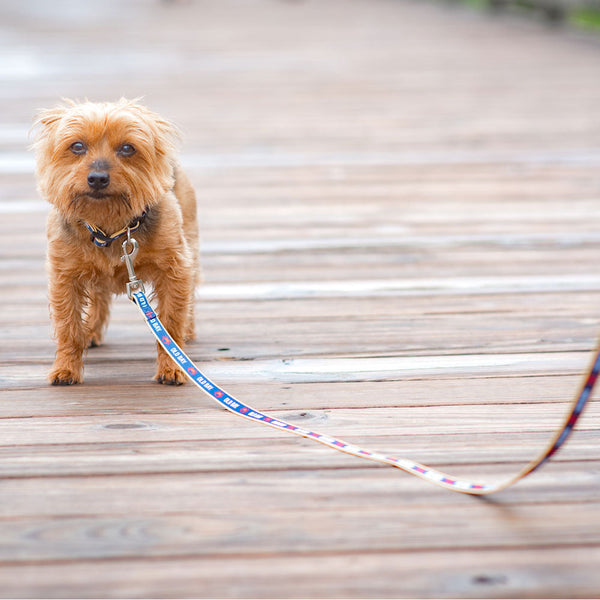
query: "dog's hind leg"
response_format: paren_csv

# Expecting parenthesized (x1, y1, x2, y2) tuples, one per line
(85, 283, 112, 348)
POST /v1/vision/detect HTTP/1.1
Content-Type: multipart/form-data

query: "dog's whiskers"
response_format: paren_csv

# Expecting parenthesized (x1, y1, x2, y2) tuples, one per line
(119, 193, 132, 209)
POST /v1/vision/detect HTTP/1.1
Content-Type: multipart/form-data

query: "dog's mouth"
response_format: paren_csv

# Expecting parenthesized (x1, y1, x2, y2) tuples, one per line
(86, 191, 111, 200)
(71, 191, 131, 207)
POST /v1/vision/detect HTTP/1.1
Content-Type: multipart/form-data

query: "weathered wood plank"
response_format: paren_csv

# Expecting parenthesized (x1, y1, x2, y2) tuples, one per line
(1, 497, 600, 562)
(2, 298, 599, 364)
(0, 432, 596, 479)
(0, 402, 596, 446)
(0, 374, 584, 415)
(3, 462, 599, 516)
(2, 0, 600, 597)
(1, 547, 599, 599)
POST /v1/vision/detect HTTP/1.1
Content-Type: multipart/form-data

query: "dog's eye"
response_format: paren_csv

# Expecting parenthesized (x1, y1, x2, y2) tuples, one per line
(70, 141, 87, 155)
(117, 143, 136, 157)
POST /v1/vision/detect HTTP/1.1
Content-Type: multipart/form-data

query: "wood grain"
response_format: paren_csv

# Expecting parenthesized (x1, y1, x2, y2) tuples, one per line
(1, 0, 600, 597)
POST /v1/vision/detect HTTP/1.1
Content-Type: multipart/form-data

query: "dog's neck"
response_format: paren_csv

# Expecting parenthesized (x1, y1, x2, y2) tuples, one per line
(84, 207, 150, 248)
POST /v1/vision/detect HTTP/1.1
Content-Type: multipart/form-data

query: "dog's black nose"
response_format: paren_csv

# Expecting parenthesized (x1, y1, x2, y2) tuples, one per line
(87, 171, 110, 190)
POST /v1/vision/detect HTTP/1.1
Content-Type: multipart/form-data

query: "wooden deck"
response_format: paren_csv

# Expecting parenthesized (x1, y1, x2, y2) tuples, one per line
(2, 0, 600, 597)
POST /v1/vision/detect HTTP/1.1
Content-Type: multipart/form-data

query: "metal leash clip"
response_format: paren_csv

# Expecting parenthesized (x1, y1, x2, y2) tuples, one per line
(121, 229, 145, 300)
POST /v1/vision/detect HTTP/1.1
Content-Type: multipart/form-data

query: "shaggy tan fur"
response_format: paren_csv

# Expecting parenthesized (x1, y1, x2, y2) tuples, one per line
(34, 98, 200, 385)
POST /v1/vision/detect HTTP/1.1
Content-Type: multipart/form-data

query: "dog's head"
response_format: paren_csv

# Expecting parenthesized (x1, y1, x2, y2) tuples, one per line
(33, 98, 177, 225)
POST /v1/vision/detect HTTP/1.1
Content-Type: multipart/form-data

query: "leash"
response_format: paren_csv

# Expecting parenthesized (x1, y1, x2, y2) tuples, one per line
(121, 237, 600, 495)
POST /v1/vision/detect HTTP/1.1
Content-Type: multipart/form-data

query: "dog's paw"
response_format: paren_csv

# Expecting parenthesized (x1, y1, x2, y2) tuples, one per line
(88, 334, 103, 348)
(49, 367, 83, 386)
(154, 365, 187, 386)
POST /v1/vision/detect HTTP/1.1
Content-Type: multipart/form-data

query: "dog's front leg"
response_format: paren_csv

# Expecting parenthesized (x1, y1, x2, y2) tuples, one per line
(152, 265, 194, 385)
(48, 268, 88, 385)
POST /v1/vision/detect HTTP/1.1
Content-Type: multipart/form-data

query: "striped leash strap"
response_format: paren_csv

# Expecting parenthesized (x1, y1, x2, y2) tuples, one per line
(130, 287, 600, 495)
(120, 235, 599, 494)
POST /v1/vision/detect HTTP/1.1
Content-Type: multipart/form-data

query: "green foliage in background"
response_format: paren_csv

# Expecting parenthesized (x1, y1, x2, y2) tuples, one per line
(571, 5, 600, 30)
(449, 0, 600, 32)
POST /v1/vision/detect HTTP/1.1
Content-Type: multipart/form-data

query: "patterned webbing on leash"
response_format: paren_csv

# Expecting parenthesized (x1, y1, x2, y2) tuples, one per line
(130, 289, 600, 495)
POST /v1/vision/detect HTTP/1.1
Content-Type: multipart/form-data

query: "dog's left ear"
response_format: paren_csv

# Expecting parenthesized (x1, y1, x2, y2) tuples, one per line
(30, 103, 69, 145)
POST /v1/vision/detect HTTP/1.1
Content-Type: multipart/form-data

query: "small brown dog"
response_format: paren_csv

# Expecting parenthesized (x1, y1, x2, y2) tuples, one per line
(33, 98, 200, 385)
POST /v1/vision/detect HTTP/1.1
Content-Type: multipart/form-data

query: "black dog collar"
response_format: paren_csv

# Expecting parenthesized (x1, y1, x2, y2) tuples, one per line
(85, 209, 148, 248)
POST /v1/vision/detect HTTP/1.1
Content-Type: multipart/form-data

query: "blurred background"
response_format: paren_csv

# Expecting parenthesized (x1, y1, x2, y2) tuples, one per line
(2, 0, 600, 169)
(2, 3, 600, 597)
(3, 0, 600, 246)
